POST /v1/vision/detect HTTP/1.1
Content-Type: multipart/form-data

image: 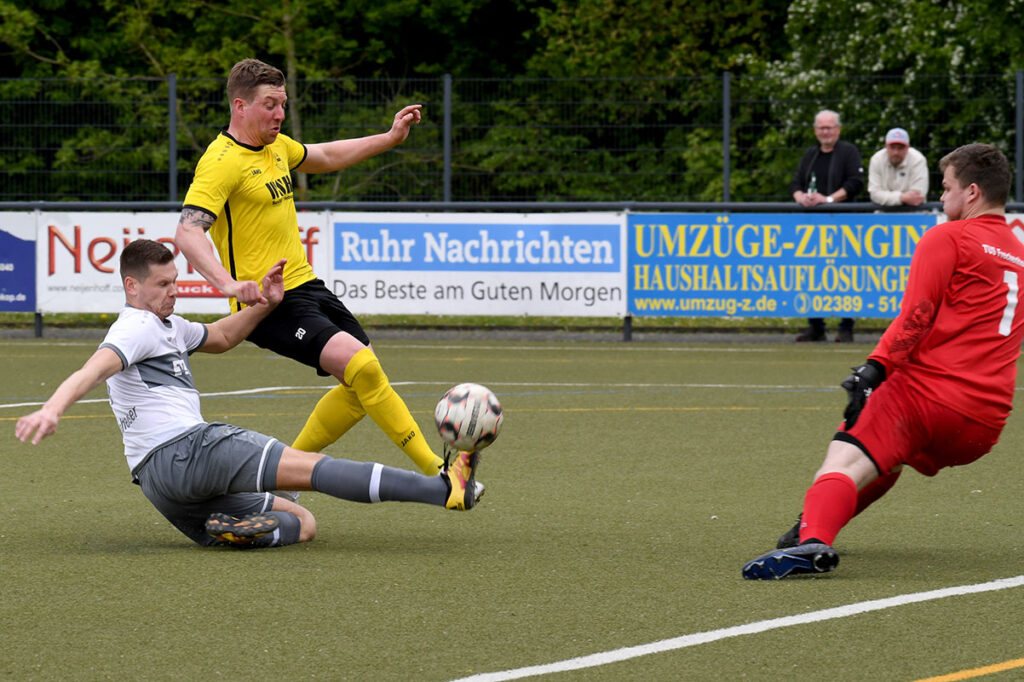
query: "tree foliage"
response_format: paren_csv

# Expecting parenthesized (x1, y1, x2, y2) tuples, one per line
(736, 0, 1024, 200)
(3, 0, 1024, 202)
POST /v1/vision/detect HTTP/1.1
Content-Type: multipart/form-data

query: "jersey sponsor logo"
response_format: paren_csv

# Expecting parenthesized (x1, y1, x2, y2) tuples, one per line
(118, 406, 138, 432)
(137, 352, 197, 390)
(171, 358, 191, 377)
(250, 168, 262, 176)
(265, 175, 294, 202)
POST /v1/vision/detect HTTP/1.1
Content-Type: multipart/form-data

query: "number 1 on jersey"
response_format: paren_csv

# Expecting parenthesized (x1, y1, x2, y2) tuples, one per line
(1000, 270, 1019, 336)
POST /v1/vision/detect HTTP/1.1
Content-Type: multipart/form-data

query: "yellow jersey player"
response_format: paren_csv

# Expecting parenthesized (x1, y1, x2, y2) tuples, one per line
(176, 59, 463, 496)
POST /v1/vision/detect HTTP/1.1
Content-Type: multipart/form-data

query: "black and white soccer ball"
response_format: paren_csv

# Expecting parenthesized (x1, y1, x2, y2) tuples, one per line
(434, 383, 503, 452)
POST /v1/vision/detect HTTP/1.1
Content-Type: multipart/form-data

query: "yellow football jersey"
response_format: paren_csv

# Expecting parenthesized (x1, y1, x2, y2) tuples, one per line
(183, 130, 315, 309)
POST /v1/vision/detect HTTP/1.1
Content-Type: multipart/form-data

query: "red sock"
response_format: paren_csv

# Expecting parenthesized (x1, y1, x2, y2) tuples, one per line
(799, 472, 858, 546)
(854, 470, 901, 517)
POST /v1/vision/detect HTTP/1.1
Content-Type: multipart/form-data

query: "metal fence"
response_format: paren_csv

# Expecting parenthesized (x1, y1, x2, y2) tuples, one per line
(2, 73, 1022, 204)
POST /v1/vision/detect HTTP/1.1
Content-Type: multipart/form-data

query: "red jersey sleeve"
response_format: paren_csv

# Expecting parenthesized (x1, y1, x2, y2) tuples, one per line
(870, 223, 958, 372)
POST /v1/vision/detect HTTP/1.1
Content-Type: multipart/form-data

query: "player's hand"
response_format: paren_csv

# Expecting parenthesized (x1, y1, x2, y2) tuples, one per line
(224, 279, 266, 306)
(15, 408, 59, 445)
(840, 360, 885, 429)
(794, 191, 820, 208)
(389, 104, 422, 144)
(260, 259, 286, 307)
(902, 190, 925, 207)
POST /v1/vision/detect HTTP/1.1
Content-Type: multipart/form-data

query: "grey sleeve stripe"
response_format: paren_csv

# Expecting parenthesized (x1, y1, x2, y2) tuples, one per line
(255, 438, 278, 493)
(188, 326, 209, 355)
(98, 343, 128, 370)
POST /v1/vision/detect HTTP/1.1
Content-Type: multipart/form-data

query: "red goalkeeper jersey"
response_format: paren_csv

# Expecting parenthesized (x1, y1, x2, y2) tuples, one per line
(870, 213, 1024, 429)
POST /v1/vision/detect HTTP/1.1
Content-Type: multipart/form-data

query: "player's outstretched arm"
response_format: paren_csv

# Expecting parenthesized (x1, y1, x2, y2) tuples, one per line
(15, 348, 123, 445)
(175, 208, 264, 306)
(298, 104, 422, 174)
(200, 259, 286, 354)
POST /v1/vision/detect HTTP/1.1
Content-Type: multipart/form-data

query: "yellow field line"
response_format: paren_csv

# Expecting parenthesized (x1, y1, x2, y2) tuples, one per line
(915, 658, 1024, 681)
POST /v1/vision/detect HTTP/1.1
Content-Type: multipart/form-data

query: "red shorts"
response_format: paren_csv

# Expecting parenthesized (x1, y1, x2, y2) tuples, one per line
(837, 371, 1003, 477)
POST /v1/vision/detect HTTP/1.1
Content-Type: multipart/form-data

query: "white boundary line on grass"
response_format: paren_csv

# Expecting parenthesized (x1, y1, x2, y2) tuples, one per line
(448, 575, 1024, 682)
(0, 385, 333, 410)
(0, 380, 834, 410)
(0, 339, 820, 353)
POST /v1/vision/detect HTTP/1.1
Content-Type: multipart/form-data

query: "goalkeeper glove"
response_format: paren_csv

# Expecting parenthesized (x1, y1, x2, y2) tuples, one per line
(840, 359, 886, 429)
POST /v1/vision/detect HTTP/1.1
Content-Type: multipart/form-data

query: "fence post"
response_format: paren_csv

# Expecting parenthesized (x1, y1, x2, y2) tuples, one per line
(168, 73, 177, 202)
(1017, 70, 1022, 203)
(443, 74, 452, 203)
(722, 71, 731, 202)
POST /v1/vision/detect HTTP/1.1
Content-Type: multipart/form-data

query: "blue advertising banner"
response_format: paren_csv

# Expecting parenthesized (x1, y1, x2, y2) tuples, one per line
(334, 222, 620, 272)
(0, 215, 36, 312)
(627, 213, 936, 318)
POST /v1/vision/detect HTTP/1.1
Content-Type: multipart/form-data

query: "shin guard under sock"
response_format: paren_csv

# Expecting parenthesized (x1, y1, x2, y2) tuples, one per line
(344, 348, 444, 475)
(799, 471, 858, 546)
(292, 384, 366, 453)
(311, 456, 446, 506)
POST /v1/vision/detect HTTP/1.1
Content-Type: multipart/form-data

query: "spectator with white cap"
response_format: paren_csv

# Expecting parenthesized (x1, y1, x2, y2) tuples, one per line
(868, 127, 929, 207)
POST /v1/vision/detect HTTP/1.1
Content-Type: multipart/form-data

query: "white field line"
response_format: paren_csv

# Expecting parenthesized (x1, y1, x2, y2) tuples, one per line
(0, 385, 332, 410)
(0, 339, 841, 353)
(0, 380, 837, 410)
(449, 575, 1024, 682)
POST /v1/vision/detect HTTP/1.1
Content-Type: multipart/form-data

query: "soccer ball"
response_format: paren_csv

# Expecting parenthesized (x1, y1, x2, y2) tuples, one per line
(434, 383, 504, 452)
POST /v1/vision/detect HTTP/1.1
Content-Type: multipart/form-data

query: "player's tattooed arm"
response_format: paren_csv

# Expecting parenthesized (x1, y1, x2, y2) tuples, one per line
(174, 206, 262, 304)
(179, 207, 215, 232)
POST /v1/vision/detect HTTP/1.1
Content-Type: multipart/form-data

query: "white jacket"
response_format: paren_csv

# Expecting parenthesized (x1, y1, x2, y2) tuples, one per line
(868, 147, 929, 206)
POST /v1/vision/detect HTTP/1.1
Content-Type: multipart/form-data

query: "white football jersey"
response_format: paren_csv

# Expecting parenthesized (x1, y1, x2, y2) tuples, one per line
(99, 306, 209, 472)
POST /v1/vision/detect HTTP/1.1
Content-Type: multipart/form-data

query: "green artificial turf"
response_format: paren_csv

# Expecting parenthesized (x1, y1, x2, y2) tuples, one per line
(1, 337, 1022, 680)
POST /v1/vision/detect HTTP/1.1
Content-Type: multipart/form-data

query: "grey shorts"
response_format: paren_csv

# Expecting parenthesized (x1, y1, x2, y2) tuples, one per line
(135, 422, 286, 545)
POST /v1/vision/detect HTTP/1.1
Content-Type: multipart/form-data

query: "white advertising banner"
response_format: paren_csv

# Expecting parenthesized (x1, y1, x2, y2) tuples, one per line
(33, 212, 329, 314)
(327, 212, 627, 317)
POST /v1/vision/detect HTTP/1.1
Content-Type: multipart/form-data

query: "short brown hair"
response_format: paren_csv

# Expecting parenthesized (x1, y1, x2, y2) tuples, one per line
(120, 239, 174, 283)
(227, 58, 285, 104)
(939, 143, 1011, 206)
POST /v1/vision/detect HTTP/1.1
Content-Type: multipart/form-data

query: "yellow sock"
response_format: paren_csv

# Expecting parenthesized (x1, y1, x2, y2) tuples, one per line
(292, 384, 366, 453)
(345, 348, 444, 475)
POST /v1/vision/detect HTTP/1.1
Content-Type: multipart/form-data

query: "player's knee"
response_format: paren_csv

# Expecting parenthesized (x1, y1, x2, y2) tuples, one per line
(321, 334, 372, 380)
(295, 506, 317, 542)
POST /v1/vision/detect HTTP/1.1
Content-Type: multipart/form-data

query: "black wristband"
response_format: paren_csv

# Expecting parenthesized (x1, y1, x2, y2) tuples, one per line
(864, 358, 886, 383)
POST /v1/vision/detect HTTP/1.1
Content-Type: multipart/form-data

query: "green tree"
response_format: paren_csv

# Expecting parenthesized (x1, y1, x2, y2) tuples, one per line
(737, 0, 1024, 200)
(0, 0, 551, 201)
(456, 0, 789, 201)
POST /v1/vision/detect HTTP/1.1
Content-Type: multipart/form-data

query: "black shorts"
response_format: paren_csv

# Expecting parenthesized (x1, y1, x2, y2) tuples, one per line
(247, 279, 370, 376)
